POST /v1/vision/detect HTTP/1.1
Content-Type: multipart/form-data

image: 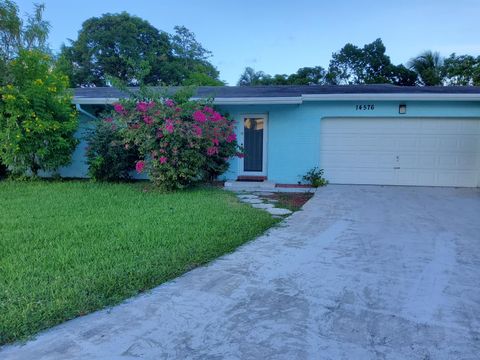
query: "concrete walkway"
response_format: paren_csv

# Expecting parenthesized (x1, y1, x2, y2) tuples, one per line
(2, 185, 480, 359)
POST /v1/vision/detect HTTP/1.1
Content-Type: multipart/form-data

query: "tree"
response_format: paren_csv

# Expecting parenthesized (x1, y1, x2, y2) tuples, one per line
(58, 12, 174, 87)
(287, 66, 327, 85)
(170, 25, 223, 85)
(408, 51, 444, 86)
(237, 67, 272, 86)
(237, 66, 327, 86)
(0, 50, 78, 176)
(443, 53, 480, 86)
(0, 0, 50, 84)
(327, 38, 417, 85)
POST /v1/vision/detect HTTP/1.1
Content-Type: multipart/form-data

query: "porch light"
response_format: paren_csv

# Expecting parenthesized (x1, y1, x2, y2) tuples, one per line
(399, 104, 407, 114)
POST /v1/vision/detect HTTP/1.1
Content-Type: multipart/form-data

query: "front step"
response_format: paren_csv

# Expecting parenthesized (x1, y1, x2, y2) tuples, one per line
(224, 180, 276, 192)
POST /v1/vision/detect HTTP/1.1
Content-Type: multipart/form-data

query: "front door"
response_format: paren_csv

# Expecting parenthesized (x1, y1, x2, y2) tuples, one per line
(240, 115, 267, 176)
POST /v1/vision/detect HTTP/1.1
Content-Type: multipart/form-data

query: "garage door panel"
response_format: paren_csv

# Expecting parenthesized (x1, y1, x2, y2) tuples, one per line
(320, 118, 480, 187)
(327, 168, 396, 185)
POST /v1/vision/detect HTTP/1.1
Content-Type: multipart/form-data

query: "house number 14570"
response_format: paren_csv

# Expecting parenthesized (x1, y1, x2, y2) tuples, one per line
(355, 104, 375, 110)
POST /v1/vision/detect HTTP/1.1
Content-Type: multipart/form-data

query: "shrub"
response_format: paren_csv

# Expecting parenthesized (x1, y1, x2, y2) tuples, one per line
(302, 167, 328, 187)
(109, 92, 240, 190)
(86, 120, 138, 181)
(0, 50, 78, 177)
(0, 162, 7, 179)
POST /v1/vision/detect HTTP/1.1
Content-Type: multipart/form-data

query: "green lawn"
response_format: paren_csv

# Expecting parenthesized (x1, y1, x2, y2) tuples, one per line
(0, 181, 278, 345)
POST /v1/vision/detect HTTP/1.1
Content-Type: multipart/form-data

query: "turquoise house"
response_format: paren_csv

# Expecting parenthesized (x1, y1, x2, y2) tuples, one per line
(71, 85, 480, 188)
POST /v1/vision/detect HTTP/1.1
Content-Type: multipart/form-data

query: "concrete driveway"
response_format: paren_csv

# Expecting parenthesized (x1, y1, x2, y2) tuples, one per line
(2, 185, 480, 359)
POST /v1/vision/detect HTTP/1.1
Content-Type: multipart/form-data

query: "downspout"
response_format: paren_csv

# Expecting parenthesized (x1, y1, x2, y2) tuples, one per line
(75, 104, 97, 120)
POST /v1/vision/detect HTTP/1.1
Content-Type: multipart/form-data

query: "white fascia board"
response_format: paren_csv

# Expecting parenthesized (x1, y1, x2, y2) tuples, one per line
(194, 97, 302, 105)
(301, 93, 480, 101)
(73, 96, 302, 105)
(73, 97, 119, 105)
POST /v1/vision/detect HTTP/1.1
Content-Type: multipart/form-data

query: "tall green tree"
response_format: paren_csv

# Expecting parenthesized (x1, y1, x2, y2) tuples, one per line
(408, 51, 444, 86)
(59, 14, 222, 87)
(443, 53, 480, 85)
(58, 12, 174, 87)
(0, 0, 50, 84)
(170, 25, 223, 85)
(326, 38, 417, 85)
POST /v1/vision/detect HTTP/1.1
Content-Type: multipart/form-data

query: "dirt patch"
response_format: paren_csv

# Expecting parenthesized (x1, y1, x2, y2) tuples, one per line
(263, 192, 314, 211)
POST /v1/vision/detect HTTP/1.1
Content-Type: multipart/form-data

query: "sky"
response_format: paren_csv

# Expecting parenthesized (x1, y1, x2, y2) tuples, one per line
(14, 0, 480, 85)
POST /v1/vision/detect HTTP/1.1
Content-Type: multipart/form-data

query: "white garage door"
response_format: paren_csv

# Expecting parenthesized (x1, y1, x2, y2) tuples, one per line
(320, 117, 480, 187)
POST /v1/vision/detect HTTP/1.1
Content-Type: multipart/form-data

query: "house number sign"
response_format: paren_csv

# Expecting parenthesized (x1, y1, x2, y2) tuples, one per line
(355, 104, 375, 110)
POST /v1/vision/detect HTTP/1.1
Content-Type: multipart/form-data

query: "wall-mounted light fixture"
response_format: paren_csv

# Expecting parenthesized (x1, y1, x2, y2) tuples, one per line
(399, 104, 407, 114)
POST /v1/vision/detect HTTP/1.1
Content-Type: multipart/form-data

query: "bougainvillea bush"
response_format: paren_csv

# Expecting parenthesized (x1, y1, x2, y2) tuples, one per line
(108, 93, 240, 190)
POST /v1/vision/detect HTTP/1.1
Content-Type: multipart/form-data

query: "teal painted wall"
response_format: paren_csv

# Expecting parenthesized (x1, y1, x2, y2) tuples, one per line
(218, 100, 480, 184)
(56, 100, 480, 182)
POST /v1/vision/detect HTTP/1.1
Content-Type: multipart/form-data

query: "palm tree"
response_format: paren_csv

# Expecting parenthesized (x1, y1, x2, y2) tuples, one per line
(408, 51, 444, 86)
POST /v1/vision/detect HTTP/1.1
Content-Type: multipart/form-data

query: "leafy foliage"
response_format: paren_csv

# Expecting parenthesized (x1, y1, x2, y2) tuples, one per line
(408, 51, 444, 86)
(238, 40, 416, 86)
(86, 120, 138, 181)
(58, 14, 222, 87)
(302, 167, 328, 187)
(326, 39, 417, 85)
(109, 89, 240, 190)
(0, 0, 50, 84)
(0, 50, 78, 176)
(238, 66, 327, 86)
(443, 54, 480, 86)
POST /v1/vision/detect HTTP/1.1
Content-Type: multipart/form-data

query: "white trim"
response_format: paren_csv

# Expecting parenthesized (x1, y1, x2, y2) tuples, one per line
(238, 114, 268, 177)
(73, 98, 119, 105)
(301, 93, 480, 101)
(202, 97, 302, 105)
(72, 92, 480, 105)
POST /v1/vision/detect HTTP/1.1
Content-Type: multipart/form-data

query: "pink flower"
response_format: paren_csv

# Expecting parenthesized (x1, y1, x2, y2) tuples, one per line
(159, 156, 168, 164)
(165, 119, 174, 133)
(143, 115, 154, 125)
(212, 138, 219, 146)
(113, 103, 125, 114)
(210, 112, 222, 122)
(193, 110, 207, 123)
(104, 117, 113, 123)
(156, 129, 164, 138)
(136, 102, 148, 112)
(135, 160, 145, 173)
(164, 99, 175, 107)
(203, 106, 214, 114)
(236, 152, 245, 158)
(207, 146, 219, 156)
(226, 133, 237, 143)
(192, 124, 202, 137)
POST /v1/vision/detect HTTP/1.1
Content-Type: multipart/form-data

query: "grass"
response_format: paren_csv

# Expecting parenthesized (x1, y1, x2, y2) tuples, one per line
(0, 181, 278, 345)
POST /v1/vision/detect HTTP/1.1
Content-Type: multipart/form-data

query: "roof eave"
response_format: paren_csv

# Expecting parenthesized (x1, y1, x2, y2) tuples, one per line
(72, 93, 480, 105)
(301, 93, 480, 101)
